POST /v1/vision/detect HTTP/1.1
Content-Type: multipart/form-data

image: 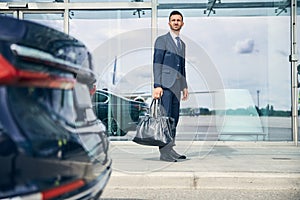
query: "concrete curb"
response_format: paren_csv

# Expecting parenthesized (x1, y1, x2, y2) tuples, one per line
(106, 171, 300, 190)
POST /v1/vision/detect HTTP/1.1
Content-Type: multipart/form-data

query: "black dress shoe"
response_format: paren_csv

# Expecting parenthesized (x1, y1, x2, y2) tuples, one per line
(160, 153, 177, 162)
(170, 148, 186, 159)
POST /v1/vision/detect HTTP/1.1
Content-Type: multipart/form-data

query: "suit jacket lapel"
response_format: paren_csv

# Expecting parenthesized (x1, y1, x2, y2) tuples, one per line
(166, 32, 180, 55)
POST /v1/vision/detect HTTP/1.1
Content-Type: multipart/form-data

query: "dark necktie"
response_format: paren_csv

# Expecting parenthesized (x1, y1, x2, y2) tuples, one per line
(175, 36, 181, 50)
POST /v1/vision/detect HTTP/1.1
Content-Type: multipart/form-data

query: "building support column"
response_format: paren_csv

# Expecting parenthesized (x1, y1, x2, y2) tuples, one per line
(291, 0, 298, 146)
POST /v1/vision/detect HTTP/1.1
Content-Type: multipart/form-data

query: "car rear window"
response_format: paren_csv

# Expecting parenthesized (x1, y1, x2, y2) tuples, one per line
(7, 87, 73, 155)
(9, 87, 77, 124)
(6, 85, 103, 159)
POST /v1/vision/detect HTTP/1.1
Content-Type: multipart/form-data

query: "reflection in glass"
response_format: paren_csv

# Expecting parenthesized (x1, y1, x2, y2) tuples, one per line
(214, 89, 265, 141)
(0, 13, 13, 17)
(23, 13, 63, 32)
(69, 10, 152, 138)
(0, 1, 295, 142)
(69, 10, 151, 51)
(157, 7, 292, 141)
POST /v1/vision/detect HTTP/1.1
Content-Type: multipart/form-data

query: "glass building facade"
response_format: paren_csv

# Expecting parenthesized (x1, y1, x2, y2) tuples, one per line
(1, 0, 299, 144)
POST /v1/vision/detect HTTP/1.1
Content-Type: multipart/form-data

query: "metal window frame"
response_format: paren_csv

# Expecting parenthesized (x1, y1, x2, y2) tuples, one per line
(0, 2, 152, 33)
(291, 0, 298, 146)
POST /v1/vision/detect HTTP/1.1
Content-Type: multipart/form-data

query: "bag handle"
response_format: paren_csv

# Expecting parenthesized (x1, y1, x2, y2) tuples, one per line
(149, 99, 156, 117)
(150, 98, 164, 118)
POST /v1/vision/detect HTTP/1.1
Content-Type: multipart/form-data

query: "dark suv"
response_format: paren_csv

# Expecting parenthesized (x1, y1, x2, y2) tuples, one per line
(92, 89, 149, 136)
(0, 16, 111, 199)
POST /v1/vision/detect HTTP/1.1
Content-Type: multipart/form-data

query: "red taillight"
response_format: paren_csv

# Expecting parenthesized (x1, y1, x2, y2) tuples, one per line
(0, 54, 75, 89)
(42, 179, 85, 200)
(0, 54, 17, 83)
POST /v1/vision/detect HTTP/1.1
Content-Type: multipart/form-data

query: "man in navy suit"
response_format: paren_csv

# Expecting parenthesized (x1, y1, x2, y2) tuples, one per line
(153, 10, 189, 162)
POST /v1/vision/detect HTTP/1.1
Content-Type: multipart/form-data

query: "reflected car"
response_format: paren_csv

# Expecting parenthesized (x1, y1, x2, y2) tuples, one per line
(0, 16, 111, 199)
(92, 89, 149, 136)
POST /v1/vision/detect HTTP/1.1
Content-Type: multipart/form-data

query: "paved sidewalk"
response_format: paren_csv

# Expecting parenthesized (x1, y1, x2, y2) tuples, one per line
(105, 141, 300, 190)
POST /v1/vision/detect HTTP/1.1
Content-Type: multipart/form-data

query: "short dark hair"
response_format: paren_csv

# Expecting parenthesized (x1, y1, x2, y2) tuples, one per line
(169, 10, 183, 21)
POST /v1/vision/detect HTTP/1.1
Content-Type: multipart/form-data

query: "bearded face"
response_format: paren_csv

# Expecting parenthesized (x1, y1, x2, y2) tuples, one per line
(168, 14, 184, 32)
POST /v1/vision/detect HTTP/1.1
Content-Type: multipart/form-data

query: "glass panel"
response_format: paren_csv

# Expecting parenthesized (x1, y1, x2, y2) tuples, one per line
(158, 7, 292, 141)
(0, 1, 296, 142)
(70, 9, 152, 137)
(69, 9, 152, 91)
(69, 10, 151, 50)
(0, 12, 13, 17)
(23, 13, 64, 32)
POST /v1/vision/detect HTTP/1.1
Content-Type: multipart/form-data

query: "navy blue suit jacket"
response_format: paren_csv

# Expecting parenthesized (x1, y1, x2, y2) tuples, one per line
(153, 32, 187, 91)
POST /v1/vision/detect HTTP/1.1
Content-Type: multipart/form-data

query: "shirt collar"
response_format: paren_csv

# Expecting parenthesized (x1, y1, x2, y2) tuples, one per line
(170, 31, 180, 40)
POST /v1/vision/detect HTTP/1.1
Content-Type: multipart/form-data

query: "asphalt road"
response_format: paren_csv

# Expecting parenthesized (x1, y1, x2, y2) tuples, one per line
(100, 188, 300, 200)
